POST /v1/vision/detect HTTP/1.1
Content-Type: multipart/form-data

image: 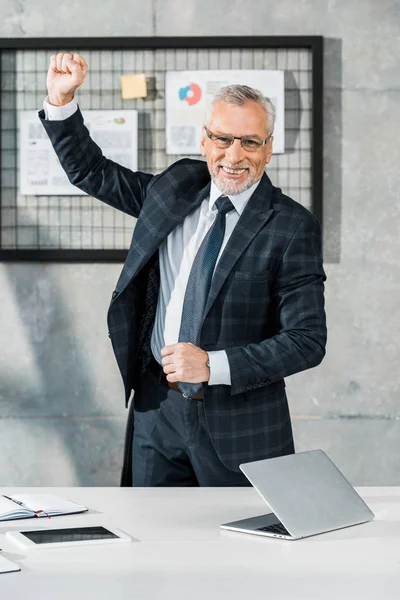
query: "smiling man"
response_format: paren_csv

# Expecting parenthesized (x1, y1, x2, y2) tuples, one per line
(40, 53, 327, 487)
(201, 94, 274, 195)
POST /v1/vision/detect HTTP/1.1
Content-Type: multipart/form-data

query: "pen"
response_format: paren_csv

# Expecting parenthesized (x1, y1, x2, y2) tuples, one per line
(2, 495, 25, 507)
(2, 495, 50, 518)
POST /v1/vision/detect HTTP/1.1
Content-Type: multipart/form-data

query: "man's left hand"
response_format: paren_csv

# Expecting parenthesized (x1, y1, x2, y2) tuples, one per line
(161, 343, 210, 383)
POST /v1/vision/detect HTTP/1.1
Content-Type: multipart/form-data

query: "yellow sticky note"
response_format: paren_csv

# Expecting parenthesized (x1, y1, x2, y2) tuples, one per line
(121, 74, 147, 99)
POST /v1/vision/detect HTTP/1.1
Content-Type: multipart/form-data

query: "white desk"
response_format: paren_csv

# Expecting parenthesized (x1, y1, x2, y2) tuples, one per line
(0, 487, 399, 599)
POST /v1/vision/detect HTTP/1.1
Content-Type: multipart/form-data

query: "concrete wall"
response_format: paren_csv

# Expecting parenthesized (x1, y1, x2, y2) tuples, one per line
(1, 0, 399, 486)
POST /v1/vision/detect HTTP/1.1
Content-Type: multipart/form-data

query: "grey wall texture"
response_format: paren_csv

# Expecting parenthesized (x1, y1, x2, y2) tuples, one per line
(0, 0, 399, 486)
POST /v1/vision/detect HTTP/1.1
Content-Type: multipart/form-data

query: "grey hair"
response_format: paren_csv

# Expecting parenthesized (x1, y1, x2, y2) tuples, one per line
(205, 84, 275, 135)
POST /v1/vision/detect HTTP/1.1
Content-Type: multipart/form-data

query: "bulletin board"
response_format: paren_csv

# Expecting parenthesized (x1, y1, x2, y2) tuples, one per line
(0, 36, 323, 261)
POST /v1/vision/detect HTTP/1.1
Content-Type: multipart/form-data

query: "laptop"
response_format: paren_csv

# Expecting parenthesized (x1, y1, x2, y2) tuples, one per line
(221, 449, 374, 540)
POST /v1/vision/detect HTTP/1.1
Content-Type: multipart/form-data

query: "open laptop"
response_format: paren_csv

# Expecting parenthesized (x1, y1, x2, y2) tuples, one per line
(221, 449, 374, 540)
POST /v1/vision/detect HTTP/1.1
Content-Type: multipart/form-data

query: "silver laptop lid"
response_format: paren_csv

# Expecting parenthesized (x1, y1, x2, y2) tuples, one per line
(240, 450, 374, 539)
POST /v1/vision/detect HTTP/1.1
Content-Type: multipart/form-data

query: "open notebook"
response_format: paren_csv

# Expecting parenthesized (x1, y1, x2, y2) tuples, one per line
(0, 494, 88, 521)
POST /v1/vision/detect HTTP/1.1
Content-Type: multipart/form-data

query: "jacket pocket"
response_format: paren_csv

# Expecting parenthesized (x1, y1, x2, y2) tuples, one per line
(245, 379, 285, 400)
(234, 269, 270, 282)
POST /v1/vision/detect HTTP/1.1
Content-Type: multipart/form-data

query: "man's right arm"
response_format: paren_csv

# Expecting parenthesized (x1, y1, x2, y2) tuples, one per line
(39, 53, 153, 218)
(44, 95, 78, 121)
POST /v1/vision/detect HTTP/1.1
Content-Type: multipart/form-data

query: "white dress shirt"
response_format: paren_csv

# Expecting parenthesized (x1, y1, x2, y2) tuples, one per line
(43, 97, 261, 385)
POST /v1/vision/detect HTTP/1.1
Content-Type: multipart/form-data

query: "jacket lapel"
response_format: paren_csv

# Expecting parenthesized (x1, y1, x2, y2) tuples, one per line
(203, 174, 274, 321)
(116, 162, 210, 292)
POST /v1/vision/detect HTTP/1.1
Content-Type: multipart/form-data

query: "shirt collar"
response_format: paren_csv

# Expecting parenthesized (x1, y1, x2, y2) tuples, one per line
(209, 179, 262, 215)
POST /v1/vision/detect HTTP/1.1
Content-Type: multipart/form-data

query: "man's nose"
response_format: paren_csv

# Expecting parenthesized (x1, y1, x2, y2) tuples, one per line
(224, 139, 245, 163)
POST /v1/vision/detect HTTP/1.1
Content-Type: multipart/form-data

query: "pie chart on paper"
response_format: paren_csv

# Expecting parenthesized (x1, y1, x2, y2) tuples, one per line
(178, 83, 202, 106)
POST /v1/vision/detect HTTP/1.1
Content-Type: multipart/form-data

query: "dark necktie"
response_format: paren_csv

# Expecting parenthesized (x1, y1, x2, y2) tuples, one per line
(178, 195, 235, 398)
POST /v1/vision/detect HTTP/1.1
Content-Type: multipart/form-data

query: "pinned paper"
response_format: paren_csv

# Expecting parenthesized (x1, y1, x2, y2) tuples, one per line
(121, 74, 147, 99)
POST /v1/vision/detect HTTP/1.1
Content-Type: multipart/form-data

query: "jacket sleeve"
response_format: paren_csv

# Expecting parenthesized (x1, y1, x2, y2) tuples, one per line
(38, 107, 154, 218)
(225, 213, 327, 396)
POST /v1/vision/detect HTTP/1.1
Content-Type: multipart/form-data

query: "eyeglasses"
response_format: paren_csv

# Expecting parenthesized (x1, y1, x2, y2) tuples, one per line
(204, 126, 272, 151)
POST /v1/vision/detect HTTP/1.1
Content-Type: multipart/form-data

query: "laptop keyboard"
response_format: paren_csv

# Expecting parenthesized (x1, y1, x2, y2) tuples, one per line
(257, 522, 290, 536)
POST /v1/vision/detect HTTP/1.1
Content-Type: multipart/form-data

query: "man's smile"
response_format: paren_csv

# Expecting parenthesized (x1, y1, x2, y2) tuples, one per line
(219, 165, 249, 178)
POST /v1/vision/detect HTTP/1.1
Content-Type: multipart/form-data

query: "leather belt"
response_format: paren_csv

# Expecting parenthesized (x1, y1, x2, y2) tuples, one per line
(147, 357, 203, 400)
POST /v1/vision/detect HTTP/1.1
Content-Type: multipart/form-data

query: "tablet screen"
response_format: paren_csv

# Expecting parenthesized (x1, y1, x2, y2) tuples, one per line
(21, 526, 119, 544)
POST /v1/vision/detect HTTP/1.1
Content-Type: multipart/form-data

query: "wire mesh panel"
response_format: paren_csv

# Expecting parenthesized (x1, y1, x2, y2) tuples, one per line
(0, 38, 322, 260)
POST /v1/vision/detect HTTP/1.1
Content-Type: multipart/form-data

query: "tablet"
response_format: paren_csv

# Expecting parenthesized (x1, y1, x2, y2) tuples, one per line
(6, 525, 132, 550)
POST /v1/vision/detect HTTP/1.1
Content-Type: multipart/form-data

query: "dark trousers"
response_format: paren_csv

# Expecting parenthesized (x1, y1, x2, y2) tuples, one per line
(130, 362, 251, 487)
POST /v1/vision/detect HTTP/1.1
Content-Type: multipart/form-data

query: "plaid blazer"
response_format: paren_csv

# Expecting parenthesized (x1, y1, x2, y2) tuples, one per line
(40, 108, 326, 475)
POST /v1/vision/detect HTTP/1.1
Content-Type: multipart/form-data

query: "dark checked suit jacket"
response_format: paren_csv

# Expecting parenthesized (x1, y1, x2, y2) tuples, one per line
(40, 108, 327, 481)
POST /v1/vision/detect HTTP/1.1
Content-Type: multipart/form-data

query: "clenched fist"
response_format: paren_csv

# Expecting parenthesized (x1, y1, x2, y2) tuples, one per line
(46, 53, 88, 107)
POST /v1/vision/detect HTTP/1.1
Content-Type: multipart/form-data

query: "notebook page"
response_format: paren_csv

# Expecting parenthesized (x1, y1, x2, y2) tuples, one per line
(11, 494, 87, 515)
(0, 496, 32, 520)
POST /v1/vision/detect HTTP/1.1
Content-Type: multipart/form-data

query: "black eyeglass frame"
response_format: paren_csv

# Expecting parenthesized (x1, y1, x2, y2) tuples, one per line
(203, 126, 272, 150)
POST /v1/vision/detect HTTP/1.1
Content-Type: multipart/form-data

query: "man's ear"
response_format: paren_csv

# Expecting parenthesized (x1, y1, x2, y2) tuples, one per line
(265, 136, 274, 164)
(200, 130, 206, 156)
